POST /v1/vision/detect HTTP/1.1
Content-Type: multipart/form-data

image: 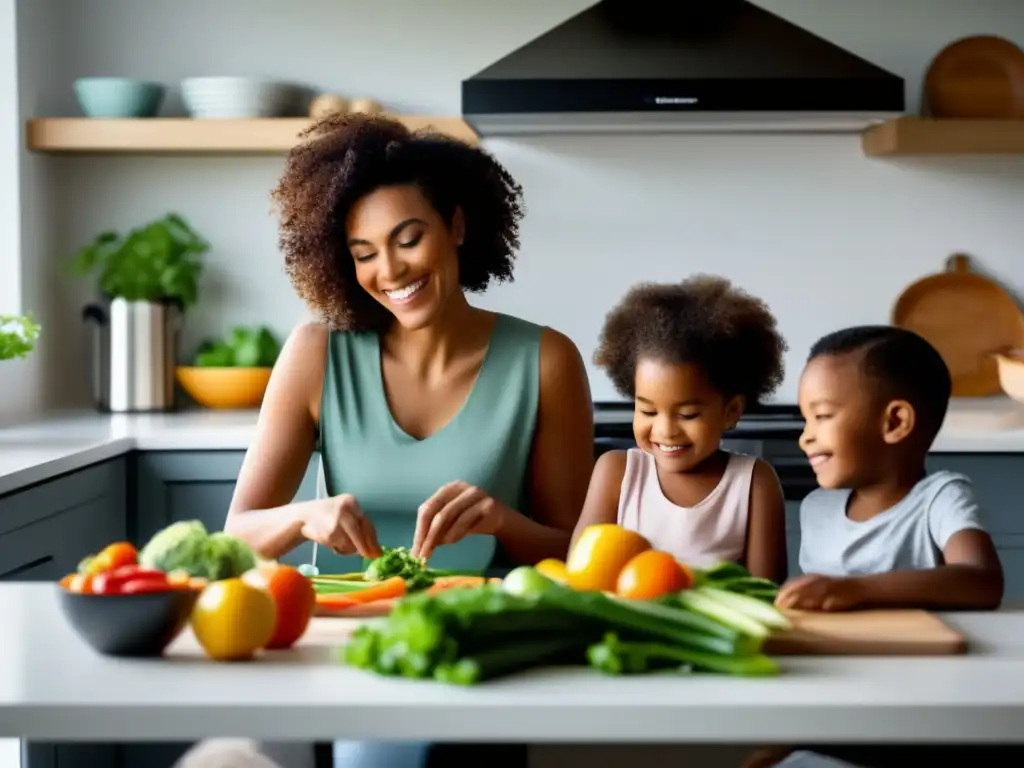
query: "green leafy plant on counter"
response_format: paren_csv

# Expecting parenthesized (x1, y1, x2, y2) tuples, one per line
(68, 213, 208, 308)
(192, 325, 281, 368)
(0, 314, 41, 361)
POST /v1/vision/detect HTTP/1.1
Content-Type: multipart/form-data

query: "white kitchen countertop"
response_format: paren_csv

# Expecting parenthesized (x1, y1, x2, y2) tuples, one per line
(0, 583, 1023, 743)
(2, 397, 1024, 496)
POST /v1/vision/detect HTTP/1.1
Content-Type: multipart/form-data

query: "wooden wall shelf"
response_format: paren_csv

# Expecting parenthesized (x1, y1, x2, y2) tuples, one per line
(27, 116, 1024, 158)
(862, 117, 1024, 157)
(25, 116, 479, 154)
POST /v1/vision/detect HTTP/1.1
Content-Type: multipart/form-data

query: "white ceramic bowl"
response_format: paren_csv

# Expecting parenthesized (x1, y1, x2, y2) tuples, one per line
(180, 77, 295, 119)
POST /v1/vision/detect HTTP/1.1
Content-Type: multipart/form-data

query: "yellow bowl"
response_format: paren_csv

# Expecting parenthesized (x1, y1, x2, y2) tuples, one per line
(176, 366, 273, 410)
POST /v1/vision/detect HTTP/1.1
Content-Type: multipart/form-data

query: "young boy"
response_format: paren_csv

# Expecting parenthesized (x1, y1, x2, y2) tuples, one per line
(778, 324, 1003, 612)
(746, 326, 1005, 768)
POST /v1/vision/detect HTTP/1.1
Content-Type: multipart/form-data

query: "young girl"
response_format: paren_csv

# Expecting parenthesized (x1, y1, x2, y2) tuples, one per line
(573, 275, 789, 583)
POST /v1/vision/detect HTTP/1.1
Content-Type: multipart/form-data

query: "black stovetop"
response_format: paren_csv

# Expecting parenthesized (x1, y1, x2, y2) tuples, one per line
(592, 401, 804, 440)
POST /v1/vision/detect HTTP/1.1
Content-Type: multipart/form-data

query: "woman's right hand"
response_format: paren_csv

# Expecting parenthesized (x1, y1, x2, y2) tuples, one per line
(299, 494, 382, 558)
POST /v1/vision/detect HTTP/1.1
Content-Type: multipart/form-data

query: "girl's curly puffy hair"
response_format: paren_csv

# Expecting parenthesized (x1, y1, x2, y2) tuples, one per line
(595, 275, 788, 404)
(270, 113, 525, 331)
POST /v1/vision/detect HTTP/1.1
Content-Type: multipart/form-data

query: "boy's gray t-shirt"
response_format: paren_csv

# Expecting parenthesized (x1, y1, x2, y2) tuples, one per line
(798, 471, 988, 577)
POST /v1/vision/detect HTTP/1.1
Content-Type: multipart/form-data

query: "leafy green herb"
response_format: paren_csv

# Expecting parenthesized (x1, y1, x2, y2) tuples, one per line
(0, 314, 41, 361)
(365, 546, 427, 581)
(193, 325, 281, 368)
(69, 213, 208, 308)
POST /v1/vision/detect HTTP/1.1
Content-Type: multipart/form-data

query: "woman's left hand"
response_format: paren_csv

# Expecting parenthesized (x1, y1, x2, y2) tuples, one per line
(411, 481, 509, 560)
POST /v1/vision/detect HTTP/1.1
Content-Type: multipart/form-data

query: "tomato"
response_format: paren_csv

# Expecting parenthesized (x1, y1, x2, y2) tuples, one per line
(565, 524, 652, 592)
(615, 550, 692, 600)
(534, 558, 569, 584)
(93, 565, 168, 595)
(191, 578, 277, 661)
(242, 563, 316, 649)
(120, 579, 179, 594)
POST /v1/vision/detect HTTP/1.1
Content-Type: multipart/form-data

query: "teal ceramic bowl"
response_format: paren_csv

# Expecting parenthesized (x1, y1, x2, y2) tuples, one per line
(73, 78, 165, 118)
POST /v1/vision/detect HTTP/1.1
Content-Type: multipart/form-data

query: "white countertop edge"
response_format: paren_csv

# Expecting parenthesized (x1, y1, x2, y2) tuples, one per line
(1, 699, 1022, 742)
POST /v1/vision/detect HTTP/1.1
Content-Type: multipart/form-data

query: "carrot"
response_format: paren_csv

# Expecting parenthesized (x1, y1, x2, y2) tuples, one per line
(316, 593, 359, 608)
(426, 576, 488, 593)
(343, 576, 407, 604)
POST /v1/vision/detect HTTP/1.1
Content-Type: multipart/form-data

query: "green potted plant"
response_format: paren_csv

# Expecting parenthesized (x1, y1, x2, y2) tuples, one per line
(70, 213, 209, 413)
(0, 313, 41, 361)
(70, 212, 208, 307)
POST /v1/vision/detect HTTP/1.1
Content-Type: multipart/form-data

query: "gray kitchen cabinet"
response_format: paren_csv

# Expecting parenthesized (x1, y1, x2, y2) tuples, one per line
(0, 459, 127, 768)
(0, 458, 127, 581)
(133, 450, 321, 569)
(927, 454, 1024, 601)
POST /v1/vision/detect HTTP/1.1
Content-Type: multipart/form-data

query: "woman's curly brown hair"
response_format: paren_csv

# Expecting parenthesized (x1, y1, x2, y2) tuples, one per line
(595, 275, 788, 404)
(270, 113, 525, 331)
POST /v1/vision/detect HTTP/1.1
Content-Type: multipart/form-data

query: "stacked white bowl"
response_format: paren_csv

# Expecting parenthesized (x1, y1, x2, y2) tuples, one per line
(180, 77, 297, 118)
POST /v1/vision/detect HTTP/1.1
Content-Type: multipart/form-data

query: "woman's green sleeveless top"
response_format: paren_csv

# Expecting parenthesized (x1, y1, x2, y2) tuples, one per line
(314, 313, 543, 575)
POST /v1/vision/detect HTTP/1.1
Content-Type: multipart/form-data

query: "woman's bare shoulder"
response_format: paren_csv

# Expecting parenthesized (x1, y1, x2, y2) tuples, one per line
(273, 321, 330, 417)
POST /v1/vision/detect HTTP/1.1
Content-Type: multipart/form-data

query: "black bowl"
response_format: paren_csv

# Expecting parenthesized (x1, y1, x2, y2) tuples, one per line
(57, 585, 200, 657)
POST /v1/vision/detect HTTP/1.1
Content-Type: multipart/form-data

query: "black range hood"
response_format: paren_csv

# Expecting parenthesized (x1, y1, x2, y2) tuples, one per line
(462, 0, 905, 136)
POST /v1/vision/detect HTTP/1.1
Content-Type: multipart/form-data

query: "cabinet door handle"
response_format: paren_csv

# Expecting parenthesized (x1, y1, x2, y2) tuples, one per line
(0, 555, 54, 580)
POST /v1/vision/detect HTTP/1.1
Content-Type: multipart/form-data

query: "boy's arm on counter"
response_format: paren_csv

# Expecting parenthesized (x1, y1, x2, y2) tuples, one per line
(778, 476, 1004, 612)
(852, 528, 1004, 611)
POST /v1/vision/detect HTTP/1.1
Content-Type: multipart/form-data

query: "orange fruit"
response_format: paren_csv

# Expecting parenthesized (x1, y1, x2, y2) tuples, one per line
(565, 524, 652, 592)
(191, 578, 276, 661)
(615, 550, 692, 600)
(242, 563, 316, 650)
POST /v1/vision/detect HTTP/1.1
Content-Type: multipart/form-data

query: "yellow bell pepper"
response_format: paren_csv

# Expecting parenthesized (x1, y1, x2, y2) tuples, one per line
(565, 524, 652, 592)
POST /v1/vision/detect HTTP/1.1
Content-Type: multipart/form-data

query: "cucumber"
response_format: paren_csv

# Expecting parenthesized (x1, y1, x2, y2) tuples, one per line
(696, 586, 791, 630)
(674, 590, 770, 639)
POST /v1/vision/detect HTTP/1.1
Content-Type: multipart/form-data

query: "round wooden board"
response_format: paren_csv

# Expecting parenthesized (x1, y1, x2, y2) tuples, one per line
(924, 34, 1024, 118)
(892, 254, 1024, 397)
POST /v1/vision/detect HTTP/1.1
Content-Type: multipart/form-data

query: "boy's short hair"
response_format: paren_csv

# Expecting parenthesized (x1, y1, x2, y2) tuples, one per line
(808, 325, 952, 445)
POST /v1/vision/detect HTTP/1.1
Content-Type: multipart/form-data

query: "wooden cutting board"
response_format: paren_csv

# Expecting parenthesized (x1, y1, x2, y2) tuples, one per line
(766, 609, 967, 656)
(310, 607, 966, 656)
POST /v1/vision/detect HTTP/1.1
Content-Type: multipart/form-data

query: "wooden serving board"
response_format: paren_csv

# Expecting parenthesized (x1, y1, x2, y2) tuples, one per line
(766, 608, 967, 656)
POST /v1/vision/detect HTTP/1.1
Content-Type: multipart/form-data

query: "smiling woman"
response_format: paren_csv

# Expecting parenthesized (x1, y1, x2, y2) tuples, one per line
(220, 113, 596, 768)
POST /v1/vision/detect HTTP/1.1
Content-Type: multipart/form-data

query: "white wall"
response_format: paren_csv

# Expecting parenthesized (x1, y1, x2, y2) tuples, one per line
(0, 0, 62, 425)
(11, 0, 1024, 409)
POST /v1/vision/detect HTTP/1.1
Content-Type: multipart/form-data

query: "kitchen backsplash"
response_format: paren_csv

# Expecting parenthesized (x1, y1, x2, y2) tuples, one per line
(10, 0, 1024, 411)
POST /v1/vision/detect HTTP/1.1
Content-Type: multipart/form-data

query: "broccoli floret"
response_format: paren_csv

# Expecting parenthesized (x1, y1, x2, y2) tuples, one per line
(138, 520, 257, 580)
(204, 532, 257, 580)
(139, 520, 209, 575)
(365, 546, 426, 581)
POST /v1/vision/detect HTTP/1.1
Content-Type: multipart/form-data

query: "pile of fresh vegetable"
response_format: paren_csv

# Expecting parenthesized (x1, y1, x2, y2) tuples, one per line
(337, 524, 789, 684)
(63, 519, 258, 594)
(57, 520, 320, 662)
(342, 565, 788, 685)
(309, 546, 491, 609)
(60, 540, 203, 595)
